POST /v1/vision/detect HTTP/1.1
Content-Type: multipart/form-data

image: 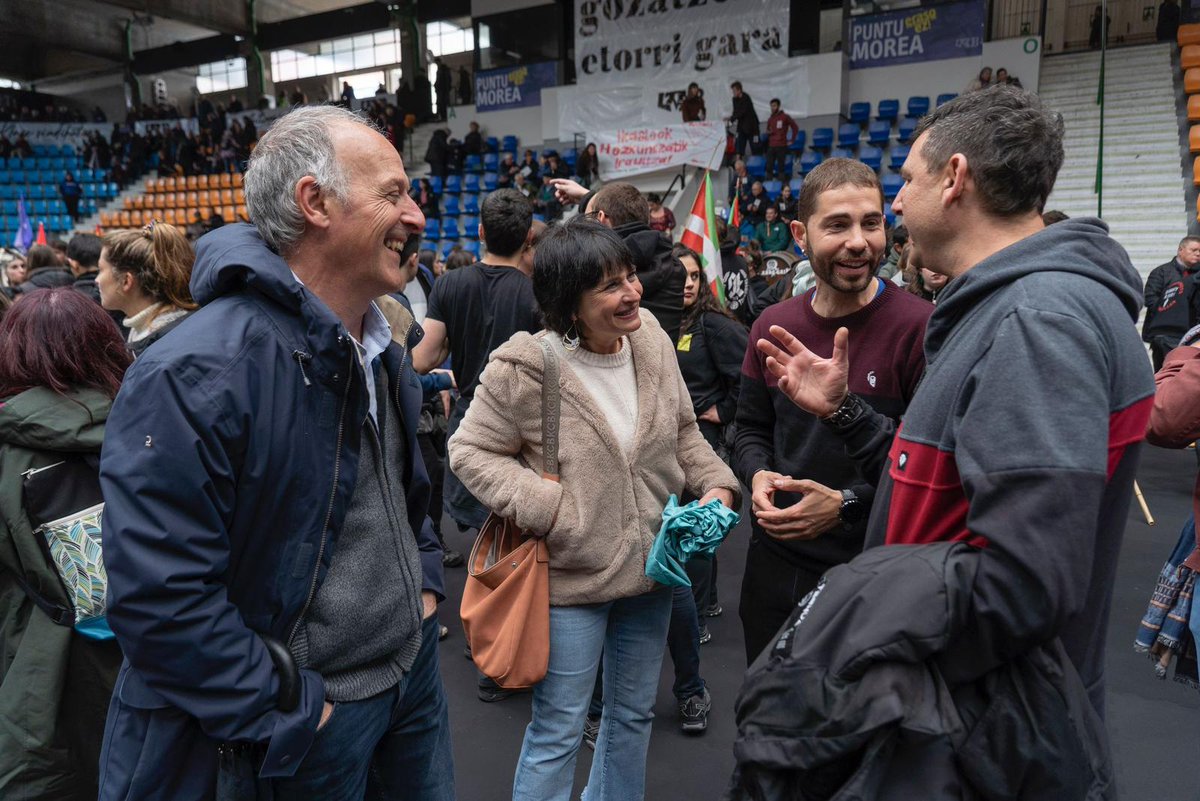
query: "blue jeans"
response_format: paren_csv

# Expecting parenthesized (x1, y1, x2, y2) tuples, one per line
(270, 615, 454, 800)
(513, 586, 672, 801)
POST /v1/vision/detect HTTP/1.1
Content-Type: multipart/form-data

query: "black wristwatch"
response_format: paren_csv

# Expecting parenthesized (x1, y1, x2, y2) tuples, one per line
(838, 489, 865, 526)
(822, 393, 869, 430)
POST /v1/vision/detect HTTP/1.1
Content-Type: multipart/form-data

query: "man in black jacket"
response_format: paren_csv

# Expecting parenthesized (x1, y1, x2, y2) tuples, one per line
(1143, 235, 1200, 369)
(728, 81, 760, 160)
(587, 182, 687, 342)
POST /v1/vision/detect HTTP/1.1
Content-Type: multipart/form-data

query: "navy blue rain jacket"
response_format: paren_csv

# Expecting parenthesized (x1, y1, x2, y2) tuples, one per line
(98, 223, 445, 800)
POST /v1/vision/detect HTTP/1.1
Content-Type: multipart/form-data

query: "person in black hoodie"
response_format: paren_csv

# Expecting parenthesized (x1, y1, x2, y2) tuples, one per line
(16, 245, 73, 294)
(587, 183, 687, 343)
(728, 81, 760, 160)
(715, 217, 753, 325)
(1144, 235, 1200, 369)
(424, 129, 449, 180)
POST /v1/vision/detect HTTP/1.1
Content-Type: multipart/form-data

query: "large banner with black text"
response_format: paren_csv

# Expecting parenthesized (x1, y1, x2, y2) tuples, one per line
(591, 121, 725, 179)
(848, 0, 985, 70)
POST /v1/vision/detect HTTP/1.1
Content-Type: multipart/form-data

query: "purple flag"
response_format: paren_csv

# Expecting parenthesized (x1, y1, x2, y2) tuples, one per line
(14, 192, 33, 253)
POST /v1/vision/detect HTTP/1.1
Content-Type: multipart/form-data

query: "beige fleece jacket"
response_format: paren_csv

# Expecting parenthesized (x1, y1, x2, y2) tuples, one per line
(448, 311, 741, 606)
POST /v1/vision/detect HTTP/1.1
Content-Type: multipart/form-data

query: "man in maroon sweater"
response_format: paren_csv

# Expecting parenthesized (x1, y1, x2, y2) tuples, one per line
(733, 159, 932, 663)
(764, 99, 799, 182)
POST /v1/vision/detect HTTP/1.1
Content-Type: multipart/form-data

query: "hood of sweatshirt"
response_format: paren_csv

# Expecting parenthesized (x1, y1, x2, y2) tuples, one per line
(191, 222, 307, 312)
(926, 217, 1141, 359)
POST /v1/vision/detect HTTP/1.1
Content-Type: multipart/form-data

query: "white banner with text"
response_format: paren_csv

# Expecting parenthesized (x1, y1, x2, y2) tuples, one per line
(591, 120, 725, 179)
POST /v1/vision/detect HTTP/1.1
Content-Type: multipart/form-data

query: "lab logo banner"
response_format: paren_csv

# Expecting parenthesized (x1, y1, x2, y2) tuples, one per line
(849, 0, 985, 70)
(574, 0, 789, 87)
(475, 62, 558, 113)
(592, 121, 725, 180)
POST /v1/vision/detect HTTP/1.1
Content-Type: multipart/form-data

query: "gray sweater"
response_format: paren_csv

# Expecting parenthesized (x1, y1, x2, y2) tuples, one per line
(292, 364, 425, 702)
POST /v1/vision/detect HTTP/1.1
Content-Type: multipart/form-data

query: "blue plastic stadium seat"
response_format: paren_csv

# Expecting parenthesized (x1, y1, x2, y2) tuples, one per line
(787, 130, 807, 151)
(461, 215, 480, 237)
(49, 199, 64, 214)
(859, 146, 883, 171)
(811, 127, 834, 149)
(6, 157, 18, 169)
(882, 173, 905, 199)
(936, 93, 957, 107)
(890, 144, 910, 170)
(1, 200, 15, 215)
(36, 157, 50, 170)
(463, 241, 481, 259)
(442, 218, 460, 239)
(32, 200, 48, 215)
(907, 96, 930, 118)
(830, 148, 854, 160)
(789, 177, 804, 194)
(51, 157, 64, 170)
(877, 99, 900, 121)
(463, 174, 480, 194)
(427, 175, 443, 195)
(440, 241, 457, 258)
(463, 195, 480, 214)
(442, 195, 461, 216)
(837, 123, 861, 148)
(106, 182, 118, 198)
(423, 219, 440, 240)
(564, 149, 578, 169)
(32, 145, 49, 157)
(444, 175, 462, 194)
(849, 102, 870, 124)
(762, 180, 782, 198)
(745, 155, 767, 177)
(885, 208, 897, 228)
(898, 118, 919, 143)
(483, 172, 498, 191)
(799, 151, 823, 174)
(0, 171, 8, 184)
(464, 154, 483, 173)
(867, 120, 892, 145)
(79, 168, 93, 182)
(10, 170, 24, 185)
(21, 158, 35, 170)
(486, 136, 499, 152)
(501, 135, 518, 153)
(483, 152, 498, 171)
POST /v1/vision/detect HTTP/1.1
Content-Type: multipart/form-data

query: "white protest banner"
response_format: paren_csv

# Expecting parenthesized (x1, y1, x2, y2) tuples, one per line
(0, 122, 109, 149)
(592, 121, 725, 180)
(574, 0, 789, 87)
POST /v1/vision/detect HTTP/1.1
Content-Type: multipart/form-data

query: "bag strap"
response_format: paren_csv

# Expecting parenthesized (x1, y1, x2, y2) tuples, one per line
(536, 336, 561, 481)
(1, 564, 73, 626)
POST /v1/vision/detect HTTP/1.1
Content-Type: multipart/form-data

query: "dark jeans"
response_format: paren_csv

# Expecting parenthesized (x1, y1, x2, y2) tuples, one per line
(417, 429, 445, 541)
(269, 615, 454, 800)
(666, 583, 706, 701)
(766, 146, 788, 180)
(739, 535, 824, 664)
(444, 397, 488, 531)
(1150, 334, 1179, 372)
(734, 133, 757, 160)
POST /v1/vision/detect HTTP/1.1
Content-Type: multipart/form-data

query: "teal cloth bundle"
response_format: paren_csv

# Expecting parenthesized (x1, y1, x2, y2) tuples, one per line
(645, 495, 740, 587)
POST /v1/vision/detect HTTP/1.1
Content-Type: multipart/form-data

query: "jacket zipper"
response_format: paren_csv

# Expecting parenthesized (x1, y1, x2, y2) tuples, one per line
(292, 350, 313, 387)
(288, 342, 355, 649)
(22, 461, 65, 478)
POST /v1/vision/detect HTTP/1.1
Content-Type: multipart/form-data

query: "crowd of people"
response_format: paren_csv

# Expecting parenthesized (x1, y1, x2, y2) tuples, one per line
(0, 79, 1197, 801)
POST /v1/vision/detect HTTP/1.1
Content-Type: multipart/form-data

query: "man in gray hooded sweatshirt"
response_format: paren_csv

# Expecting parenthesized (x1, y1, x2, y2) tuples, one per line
(757, 84, 1154, 719)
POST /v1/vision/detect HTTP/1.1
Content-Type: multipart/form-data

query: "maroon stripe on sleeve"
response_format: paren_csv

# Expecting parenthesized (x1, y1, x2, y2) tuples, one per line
(884, 424, 981, 547)
(1106, 395, 1153, 481)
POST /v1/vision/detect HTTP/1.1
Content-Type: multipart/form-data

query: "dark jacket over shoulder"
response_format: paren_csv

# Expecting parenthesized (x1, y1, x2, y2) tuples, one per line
(98, 223, 444, 800)
(729, 543, 1114, 801)
(614, 221, 687, 342)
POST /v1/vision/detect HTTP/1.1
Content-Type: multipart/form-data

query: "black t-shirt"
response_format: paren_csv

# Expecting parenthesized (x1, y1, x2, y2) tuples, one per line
(425, 263, 541, 398)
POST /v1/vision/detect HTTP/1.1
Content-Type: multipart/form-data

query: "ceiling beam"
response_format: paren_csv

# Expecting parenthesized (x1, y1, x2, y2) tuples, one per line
(94, 0, 251, 36)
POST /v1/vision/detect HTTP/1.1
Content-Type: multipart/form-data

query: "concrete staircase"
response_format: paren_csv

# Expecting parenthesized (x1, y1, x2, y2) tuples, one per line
(1042, 43, 1188, 281)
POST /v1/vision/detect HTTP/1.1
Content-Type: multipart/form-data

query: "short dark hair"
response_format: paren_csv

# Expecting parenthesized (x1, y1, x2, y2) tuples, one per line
(1180, 235, 1200, 249)
(770, 98, 781, 106)
(730, 81, 742, 91)
(480, 189, 533, 257)
(591, 183, 650, 228)
(912, 84, 1064, 217)
(418, 248, 436, 270)
(891, 223, 909, 248)
(67, 233, 102, 269)
(1042, 210, 1070, 225)
(795, 158, 883, 224)
(533, 217, 633, 335)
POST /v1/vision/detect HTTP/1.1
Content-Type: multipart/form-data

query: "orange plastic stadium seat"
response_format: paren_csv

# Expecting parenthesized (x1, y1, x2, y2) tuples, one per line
(1190, 95, 1200, 121)
(197, 190, 211, 207)
(118, 211, 132, 227)
(1194, 157, 1200, 186)
(1181, 24, 1200, 48)
(197, 175, 209, 189)
(223, 205, 236, 221)
(1188, 69, 1200, 95)
(1184, 45, 1200, 71)
(218, 173, 232, 189)
(233, 188, 245, 205)
(99, 211, 113, 227)
(217, 189, 232, 205)
(185, 191, 198, 208)
(1191, 126, 1200, 152)
(236, 205, 249, 221)
(232, 173, 243, 188)
(185, 175, 198, 190)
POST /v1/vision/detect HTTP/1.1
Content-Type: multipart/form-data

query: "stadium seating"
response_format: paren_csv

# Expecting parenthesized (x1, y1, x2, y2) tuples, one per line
(799, 151, 822, 174)
(1189, 94, 1200, 121)
(867, 120, 891, 145)
(463, 195, 480, 214)
(936, 93, 957, 107)
(1184, 45, 1200, 71)
(1190, 125, 1200, 152)
(789, 177, 803, 194)
(898, 117, 919, 143)
(442, 195, 460, 216)
(882, 173, 904, 199)
(837, 123, 861, 148)
(1194, 156, 1200, 186)
(501, 135, 519, 153)
(859, 146, 883, 171)
(787, 130, 807, 151)
(464, 154, 483, 173)
(1188, 68, 1200, 95)
(463, 174, 480, 194)
(463, 240, 481, 258)
(848, 102, 870, 124)
(483, 173, 498, 191)
(745, 155, 767, 178)
(762, 180, 782, 197)
(889, 144, 910, 170)
(486, 136, 499, 152)
(877, 99, 899, 121)
(830, 148, 854, 160)
(442, 217, 460, 239)
(811, 127, 834, 149)
(483, 152, 499, 171)
(906, 96, 930, 118)
(428, 175, 443, 194)
(423, 219, 440, 240)
(461, 215, 480, 236)
(444, 174, 462, 194)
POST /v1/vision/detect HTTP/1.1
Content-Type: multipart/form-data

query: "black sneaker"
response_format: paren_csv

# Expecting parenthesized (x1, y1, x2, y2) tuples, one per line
(678, 687, 711, 734)
(477, 678, 527, 703)
(582, 715, 600, 750)
(442, 548, 465, 567)
(698, 625, 712, 645)
(704, 603, 723, 618)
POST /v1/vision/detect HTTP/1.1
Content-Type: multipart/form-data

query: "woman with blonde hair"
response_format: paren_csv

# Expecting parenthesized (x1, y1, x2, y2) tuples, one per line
(98, 221, 197, 355)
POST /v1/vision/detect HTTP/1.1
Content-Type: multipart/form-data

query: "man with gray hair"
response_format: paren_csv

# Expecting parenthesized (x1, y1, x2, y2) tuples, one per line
(98, 105, 453, 800)
(757, 85, 1154, 727)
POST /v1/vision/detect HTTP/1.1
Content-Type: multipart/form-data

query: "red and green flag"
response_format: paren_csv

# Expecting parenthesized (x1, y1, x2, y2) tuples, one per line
(680, 171, 727, 306)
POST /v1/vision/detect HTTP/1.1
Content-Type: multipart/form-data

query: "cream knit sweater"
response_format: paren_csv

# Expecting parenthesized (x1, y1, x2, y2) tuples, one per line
(548, 336, 638, 454)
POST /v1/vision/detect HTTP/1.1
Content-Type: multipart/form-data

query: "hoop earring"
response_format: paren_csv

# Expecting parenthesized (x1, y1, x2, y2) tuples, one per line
(562, 322, 580, 352)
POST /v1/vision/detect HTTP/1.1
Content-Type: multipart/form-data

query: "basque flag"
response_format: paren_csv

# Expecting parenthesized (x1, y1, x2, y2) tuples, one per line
(680, 171, 727, 306)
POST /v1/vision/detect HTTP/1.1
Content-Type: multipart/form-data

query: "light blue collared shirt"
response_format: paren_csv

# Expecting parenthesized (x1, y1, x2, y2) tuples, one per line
(351, 302, 393, 428)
